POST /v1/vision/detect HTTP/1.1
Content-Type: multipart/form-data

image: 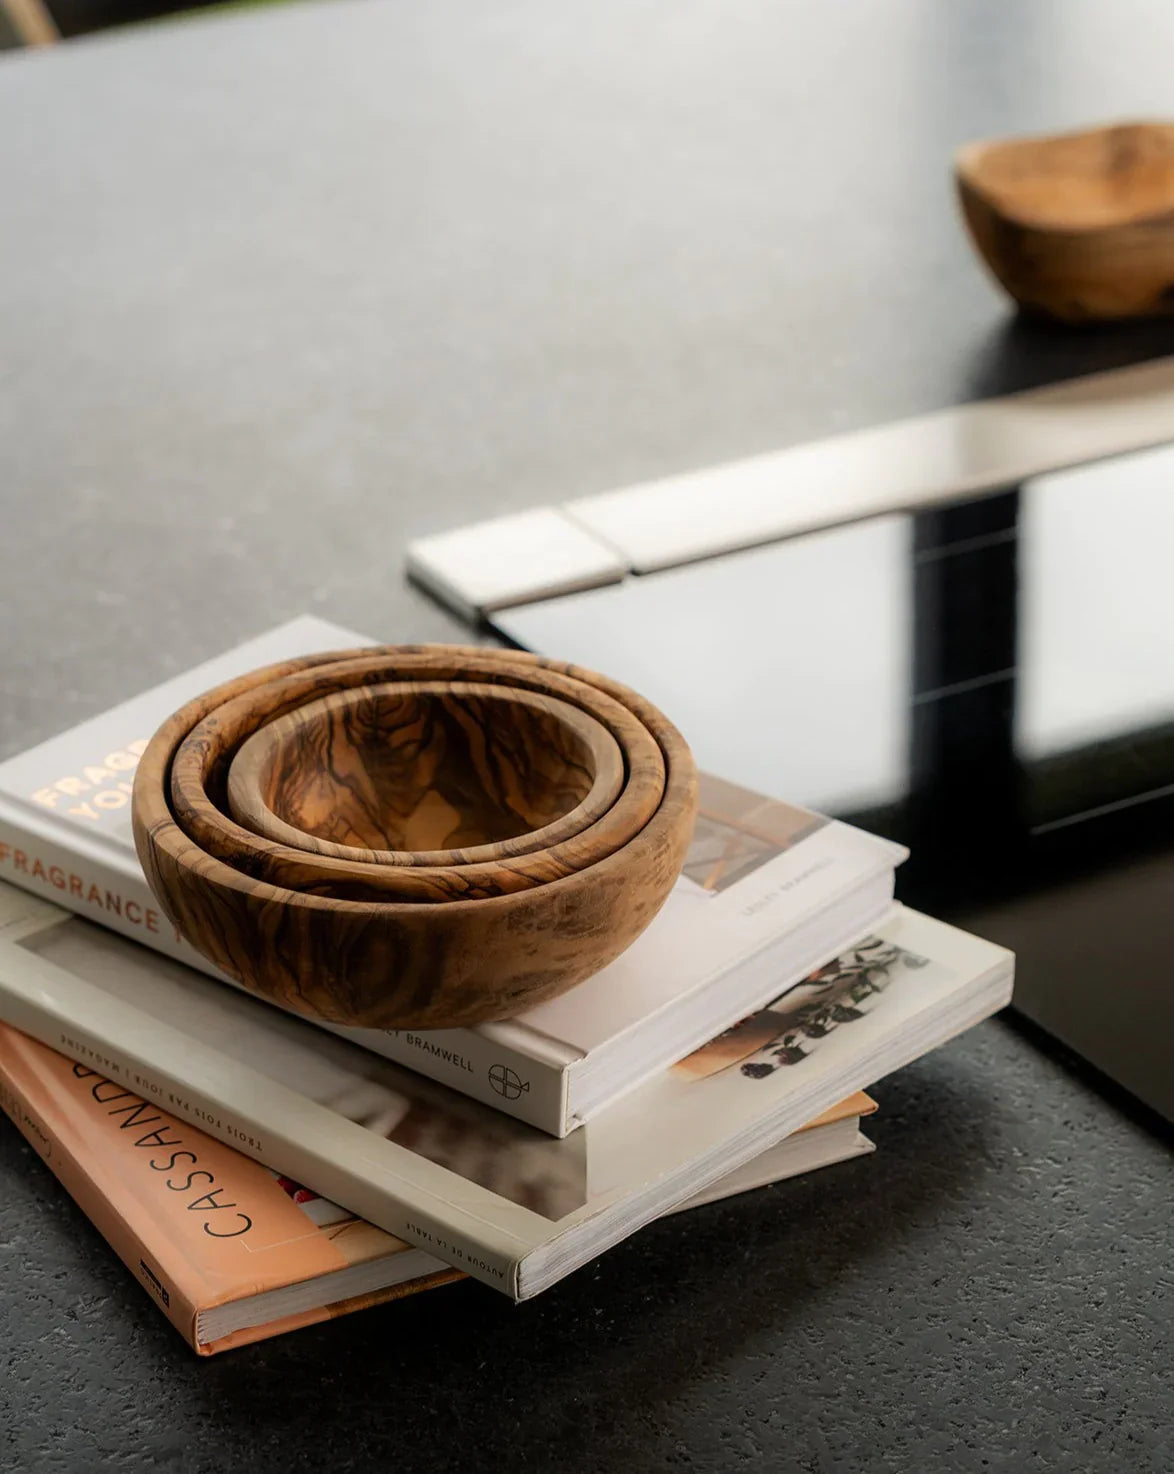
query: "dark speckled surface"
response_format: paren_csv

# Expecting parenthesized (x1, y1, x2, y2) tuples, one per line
(1, 2, 1173, 1469)
(2, 1020, 1170, 1471)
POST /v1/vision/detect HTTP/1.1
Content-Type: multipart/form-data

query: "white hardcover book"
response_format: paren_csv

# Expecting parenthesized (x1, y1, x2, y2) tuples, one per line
(0, 883, 1013, 1299)
(0, 618, 905, 1135)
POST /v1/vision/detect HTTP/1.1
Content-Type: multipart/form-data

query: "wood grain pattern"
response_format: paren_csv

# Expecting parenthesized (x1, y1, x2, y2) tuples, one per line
(956, 121, 1174, 321)
(228, 682, 624, 861)
(167, 652, 666, 903)
(132, 645, 697, 1028)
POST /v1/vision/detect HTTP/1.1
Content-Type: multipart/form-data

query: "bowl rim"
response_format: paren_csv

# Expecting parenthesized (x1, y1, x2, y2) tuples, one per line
(954, 119, 1174, 236)
(159, 651, 672, 902)
(228, 678, 628, 869)
(133, 644, 697, 924)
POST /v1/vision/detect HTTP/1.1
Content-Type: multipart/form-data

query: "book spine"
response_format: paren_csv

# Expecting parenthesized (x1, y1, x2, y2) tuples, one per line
(0, 799, 570, 1134)
(332, 1024, 570, 1136)
(0, 1034, 204, 1353)
(0, 801, 205, 969)
(0, 969, 527, 1297)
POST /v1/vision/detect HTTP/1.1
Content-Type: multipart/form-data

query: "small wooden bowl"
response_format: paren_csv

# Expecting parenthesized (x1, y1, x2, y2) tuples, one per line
(212, 678, 647, 901)
(956, 121, 1174, 322)
(168, 652, 666, 902)
(132, 645, 698, 1028)
(228, 681, 625, 862)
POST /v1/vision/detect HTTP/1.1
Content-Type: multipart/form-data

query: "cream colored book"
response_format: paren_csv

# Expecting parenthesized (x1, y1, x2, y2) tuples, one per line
(0, 1021, 874, 1355)
(0, 882, 1011, 1300)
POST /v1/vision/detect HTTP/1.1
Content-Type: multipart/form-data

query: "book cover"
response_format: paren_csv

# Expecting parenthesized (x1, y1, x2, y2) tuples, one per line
(0, 1022, 460, 1354)
(0, 881, 1012, 1300)
(0, 1020, 874, 1354)
(0, 617, 905, 1134)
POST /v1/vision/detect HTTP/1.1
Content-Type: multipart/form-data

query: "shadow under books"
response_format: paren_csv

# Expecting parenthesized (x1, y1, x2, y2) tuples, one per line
(179, 1047, 1007, 1463)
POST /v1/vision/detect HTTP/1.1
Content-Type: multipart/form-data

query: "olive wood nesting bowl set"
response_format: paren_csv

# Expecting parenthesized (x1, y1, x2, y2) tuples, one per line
(956, 120, 1174, 322)
(131, 646, 698, 1030)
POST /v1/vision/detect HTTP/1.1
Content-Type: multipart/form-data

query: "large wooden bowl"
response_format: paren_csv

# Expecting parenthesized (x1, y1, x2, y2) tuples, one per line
(956, 120, 1174, 321)
(132, 645, 698, 1028)
(167, 652, 667, 902)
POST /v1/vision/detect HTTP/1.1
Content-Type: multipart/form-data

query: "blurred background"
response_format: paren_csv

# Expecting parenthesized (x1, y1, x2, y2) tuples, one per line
(3, 0, 234, 44)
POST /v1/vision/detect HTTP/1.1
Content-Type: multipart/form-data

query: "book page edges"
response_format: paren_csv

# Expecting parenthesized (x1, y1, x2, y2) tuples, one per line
(803, 1091, 876, 1130)
(196, 1271, 466, 1357)
(0, 937, 538, 1295)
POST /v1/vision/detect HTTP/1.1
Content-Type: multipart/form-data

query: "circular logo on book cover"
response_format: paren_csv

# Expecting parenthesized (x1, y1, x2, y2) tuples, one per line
(488, 1064, 530, 1100)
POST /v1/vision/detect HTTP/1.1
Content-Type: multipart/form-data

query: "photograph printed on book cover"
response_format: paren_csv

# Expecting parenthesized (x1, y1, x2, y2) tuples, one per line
(14, 912, 948, 1224)
(674, 937, 929, 1081)
(681, 772, 827, 895)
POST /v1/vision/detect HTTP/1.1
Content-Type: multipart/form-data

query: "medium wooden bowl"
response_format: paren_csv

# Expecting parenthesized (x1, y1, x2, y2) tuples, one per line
(168, 652, 666, 902)
(956, 120, 1174, 321)
(132, 645, 698, 1028)
(228, 681, 626, 862)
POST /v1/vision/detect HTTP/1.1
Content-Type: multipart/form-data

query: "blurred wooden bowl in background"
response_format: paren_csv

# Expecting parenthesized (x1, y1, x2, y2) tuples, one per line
(955, 120, 1174, 321)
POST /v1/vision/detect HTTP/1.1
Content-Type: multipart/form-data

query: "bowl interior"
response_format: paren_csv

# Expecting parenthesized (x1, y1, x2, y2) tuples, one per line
(235, 681, 614, 853)
(958, 122, 1174, 230)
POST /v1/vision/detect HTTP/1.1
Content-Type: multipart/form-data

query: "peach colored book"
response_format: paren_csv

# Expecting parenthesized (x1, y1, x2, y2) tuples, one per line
(0, 1023, 462, 1355)
(0, 1016, 875, 1353)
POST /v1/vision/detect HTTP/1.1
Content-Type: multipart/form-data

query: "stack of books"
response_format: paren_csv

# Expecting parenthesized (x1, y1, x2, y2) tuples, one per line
(0, 619, 1014, 1354)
